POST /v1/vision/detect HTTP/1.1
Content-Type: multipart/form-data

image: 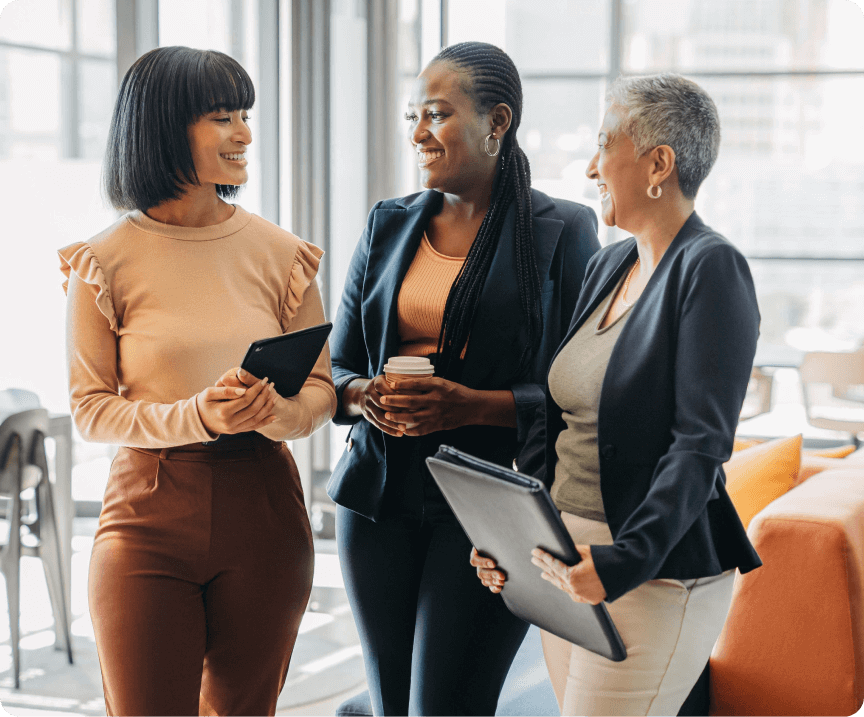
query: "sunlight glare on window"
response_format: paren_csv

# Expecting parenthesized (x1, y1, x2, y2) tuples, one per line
(0, 0, 72, 50)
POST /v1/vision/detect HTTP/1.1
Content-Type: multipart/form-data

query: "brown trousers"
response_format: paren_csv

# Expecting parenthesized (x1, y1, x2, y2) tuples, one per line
(88, 436, 314, 716)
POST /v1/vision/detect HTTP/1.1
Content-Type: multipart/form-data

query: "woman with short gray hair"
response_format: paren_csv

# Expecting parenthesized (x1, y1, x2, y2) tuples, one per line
(472, 73, 762, 715)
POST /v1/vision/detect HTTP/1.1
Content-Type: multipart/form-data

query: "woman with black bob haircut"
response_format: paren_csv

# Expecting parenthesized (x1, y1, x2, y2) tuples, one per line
(104, 45, 252, 210)
(59, 46, 336, 715)
(328, 41, 600, 715)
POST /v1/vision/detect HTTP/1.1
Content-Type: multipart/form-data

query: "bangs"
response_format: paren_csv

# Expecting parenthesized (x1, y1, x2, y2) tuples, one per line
(185, 50, 255, 119)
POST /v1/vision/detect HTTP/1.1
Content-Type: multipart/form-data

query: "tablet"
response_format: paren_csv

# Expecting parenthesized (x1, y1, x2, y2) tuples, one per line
(239, 322, 332, 399)
(426, 445, 626, 662)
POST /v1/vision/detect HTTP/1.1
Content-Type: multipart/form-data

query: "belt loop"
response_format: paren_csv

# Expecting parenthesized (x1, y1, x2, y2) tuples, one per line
(159, 447, 170, 459)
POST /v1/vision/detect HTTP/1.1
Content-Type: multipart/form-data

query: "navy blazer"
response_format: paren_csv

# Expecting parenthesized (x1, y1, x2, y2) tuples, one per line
(519, 212, 763, 603)
(328, 188, 600, 521)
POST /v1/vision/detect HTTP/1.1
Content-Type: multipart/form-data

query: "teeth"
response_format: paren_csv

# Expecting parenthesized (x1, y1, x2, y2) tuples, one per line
(417, 150, 444, 161)
(221, 153, 245, 160)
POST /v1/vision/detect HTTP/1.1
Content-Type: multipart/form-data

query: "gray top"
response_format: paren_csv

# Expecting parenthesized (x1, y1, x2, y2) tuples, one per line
(547, 273, 633, 521)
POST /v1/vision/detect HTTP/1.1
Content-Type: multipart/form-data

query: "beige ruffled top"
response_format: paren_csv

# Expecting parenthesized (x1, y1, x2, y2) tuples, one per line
(59, 204, 336, 448)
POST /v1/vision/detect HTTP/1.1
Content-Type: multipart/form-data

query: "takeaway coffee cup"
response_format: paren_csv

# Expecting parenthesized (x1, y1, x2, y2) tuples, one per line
(383, 356, 435, 390)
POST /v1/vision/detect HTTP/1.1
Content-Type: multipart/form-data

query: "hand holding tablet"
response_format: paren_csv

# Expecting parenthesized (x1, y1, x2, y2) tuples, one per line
(209, 322, 333, 441)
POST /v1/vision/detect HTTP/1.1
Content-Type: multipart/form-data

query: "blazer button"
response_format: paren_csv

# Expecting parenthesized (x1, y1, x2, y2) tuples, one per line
(347, 438, 354, 452)
(601, 444, 616, 459)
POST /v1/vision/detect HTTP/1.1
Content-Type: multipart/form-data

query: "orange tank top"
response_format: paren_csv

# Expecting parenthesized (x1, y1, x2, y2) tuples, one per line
(397, 233, 466, 358)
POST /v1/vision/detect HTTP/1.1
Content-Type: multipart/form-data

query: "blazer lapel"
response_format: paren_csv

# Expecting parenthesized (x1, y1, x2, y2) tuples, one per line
(550, 242, 637, 369)
(556, 211, 706, 376)
(362, 191, 443, 375)
(532, 190, 566, 284)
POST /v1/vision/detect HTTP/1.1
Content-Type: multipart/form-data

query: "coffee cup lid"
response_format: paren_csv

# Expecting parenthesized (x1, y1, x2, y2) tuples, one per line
(383, 356, 435, 375)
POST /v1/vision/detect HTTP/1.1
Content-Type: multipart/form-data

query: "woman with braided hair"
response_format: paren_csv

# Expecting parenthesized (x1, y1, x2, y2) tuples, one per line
(328, 42, 600, 715)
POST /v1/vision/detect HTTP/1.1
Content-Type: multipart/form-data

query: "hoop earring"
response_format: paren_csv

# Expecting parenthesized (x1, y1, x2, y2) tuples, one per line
(484, 134, 501, 157)
(647, 184, 662, 199)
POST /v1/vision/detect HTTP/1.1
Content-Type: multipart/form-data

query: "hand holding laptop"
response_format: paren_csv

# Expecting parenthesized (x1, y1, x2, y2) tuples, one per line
(531, 546, 607, 605)
(472, 545, 607, 605)
(426, 446, 625, 661)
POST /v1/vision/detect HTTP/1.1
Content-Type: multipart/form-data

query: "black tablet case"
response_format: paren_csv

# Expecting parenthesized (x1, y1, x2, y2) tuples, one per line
(212, 323, 333, 444)
(238, 322, 332, 398)
(426, 445, 626, 662)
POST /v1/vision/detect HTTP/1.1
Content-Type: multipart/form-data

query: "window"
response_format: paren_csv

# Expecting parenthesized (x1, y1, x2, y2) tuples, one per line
(158, 0, 263, 217)
(0, 0, 279, 506)
(0, 0, 119, 501)
(448, 0, 864, 359)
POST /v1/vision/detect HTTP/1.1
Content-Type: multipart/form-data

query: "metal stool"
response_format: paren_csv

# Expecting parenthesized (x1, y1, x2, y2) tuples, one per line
(0, 409, 73, 688)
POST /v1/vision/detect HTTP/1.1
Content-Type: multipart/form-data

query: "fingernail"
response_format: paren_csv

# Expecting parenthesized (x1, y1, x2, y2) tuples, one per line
(385, 413, 393, 421)
(486, 561, 494, 568)
(381, 397, 388, 404)
(235, 388, 246, 395)
(238, 368, 247, 377)
(262, 377, 269, 385)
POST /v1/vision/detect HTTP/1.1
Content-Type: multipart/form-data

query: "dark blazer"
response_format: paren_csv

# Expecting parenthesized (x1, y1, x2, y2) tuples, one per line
(327, 188, 600, 521)
(519, 212, 763, 603)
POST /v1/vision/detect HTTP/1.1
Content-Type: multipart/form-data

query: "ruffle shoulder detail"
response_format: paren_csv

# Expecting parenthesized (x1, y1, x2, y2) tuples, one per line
(58, 242, 119, 335)
(281, 240, 324, 330)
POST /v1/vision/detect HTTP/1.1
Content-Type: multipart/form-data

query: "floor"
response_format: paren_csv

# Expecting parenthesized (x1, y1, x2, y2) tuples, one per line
(0, 519, 557, 717)
(0, 369, 829, 715)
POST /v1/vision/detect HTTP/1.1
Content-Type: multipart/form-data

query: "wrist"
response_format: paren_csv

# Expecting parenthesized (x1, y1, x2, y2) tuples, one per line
(463, 389, 517, 429)
(460, 387, 483, 426)
(342, 377, 369, 417)
(195, 393, 218, 438)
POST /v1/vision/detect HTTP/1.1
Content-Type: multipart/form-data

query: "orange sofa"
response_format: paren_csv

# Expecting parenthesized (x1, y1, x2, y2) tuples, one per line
(709, 463, 864, 716)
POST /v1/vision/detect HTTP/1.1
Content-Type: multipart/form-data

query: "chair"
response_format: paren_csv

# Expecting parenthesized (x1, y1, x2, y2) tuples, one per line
(0, 389, 41, 418)
(0, 409, 73, 688)
(799, 350, 864, 446)
(739, 366, 774, 420)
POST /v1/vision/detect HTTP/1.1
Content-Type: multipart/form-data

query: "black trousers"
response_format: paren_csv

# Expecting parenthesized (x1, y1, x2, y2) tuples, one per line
(336, 441, 529, 716)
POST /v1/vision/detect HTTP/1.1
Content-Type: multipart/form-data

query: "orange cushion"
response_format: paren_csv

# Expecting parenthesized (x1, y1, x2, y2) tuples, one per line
(732, 437, 764, 452)
(734, 438, 856, 459)
(724, 435, 802, 529)
(805, 444, 858, 459)
(797, 456, 849, 485)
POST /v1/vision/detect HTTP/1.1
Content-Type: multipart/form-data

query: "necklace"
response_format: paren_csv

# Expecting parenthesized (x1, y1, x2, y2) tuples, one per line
(620, 258, 641, 308)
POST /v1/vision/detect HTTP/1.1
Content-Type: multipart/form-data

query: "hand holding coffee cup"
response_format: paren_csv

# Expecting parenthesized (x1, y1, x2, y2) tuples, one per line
(381, 356, 476, 436)
(383, 356, 436, 391)
(348, 374, 405, 437)
(380, 357, 436, 432)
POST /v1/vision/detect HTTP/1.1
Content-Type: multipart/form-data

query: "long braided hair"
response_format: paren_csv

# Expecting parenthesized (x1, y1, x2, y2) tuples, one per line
(431, 42, 542, 379)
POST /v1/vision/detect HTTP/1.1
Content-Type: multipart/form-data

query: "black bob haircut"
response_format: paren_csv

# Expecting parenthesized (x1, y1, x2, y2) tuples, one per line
(103, 46, 255, 212)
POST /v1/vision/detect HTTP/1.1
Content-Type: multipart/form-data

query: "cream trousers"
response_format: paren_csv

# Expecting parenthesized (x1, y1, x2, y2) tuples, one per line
(541, 512, 736, 716)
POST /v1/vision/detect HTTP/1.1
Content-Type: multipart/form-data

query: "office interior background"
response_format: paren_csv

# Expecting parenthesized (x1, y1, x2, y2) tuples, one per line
(2, 0, 864, 522)
(0, 3, 863, 708)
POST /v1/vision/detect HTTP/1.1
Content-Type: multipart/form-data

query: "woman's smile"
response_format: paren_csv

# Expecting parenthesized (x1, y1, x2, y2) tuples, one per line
(220, 151, 247, 166)
(598, 184, 610, 202)
(417, 148, 444, 168)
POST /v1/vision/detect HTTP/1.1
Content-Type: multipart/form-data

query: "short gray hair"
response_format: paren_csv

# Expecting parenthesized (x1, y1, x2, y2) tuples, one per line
(607, 73, 720, 199)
